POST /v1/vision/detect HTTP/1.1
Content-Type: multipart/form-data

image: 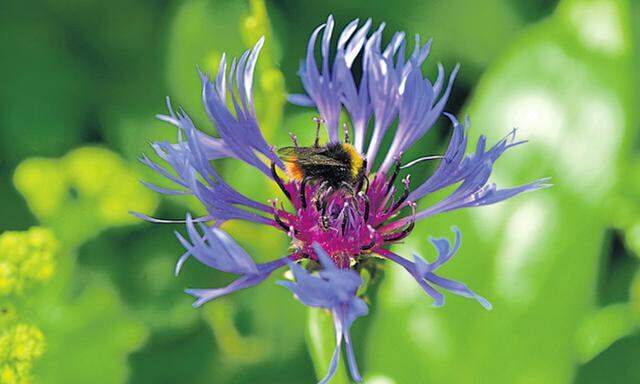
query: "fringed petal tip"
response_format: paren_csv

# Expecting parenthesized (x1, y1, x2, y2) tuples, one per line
(476, 295, 493, 311)
(130, 211, 202, 224)
(287, 93, 315, 107)
(380, 227, 492, 310)
(185, 289, 213, 308)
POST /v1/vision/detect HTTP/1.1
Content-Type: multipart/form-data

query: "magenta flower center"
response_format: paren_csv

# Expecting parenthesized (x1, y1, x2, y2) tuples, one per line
(271, 164, 415, 268)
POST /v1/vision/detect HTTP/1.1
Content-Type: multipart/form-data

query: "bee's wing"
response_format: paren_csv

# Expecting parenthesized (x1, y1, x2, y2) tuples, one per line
(276, 147, 304, 162)
(277, 147, 347, 168)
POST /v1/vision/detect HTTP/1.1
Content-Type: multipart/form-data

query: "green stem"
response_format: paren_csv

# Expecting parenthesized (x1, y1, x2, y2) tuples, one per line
(306, 308, 351, 384)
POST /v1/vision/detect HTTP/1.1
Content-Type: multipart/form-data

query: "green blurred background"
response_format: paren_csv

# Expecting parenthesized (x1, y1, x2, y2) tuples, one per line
(0, 0, 638, 383)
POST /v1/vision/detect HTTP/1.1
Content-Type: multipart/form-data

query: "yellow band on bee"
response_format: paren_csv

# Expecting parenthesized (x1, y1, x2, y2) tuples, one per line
(342, 143, 364, 178)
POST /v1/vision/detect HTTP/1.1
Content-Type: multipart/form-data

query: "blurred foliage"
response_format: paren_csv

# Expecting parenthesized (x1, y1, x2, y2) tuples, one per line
(8, 149, 155, 383)
(0, 0, 637, 383)
(13, 147, 158, 248)
(367, 1, 639, 384)
(0, 227, 55, 384)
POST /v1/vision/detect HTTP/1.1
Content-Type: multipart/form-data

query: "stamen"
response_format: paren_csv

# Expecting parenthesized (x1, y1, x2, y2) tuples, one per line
(399, 155, 446, 169)
(385, 155, 402, 196)
(361, 239, 376, 251)
(343, 122, 350, 144)
(273, 212, 289, 231)
(361, 225, 377, 251)
(270, 162, 291, 201)
(358, 191, 370, 222)
(388, 175, 411, 214)
(382, 202, 416, 242)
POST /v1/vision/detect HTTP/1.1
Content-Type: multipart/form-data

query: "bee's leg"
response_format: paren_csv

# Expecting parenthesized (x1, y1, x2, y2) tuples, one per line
(314, 183, 333, 229)
(340, 181, 356, 198)
(312, 116, 324, 148)
(357, 191, 370, 222)
(314, 181, 331, 212)
(357, 174, 370, 194)
(270, 162, 291, 201)
(299, 177, 311, 209)
(341, 208, 349, 235)
(342, 122, 350, 144)
(320, 190, 333, 229)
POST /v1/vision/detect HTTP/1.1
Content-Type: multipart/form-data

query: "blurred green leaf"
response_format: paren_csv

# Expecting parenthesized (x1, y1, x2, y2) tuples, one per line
(0, 3, 90, 164)
(166, 0, 250, 127)
(77, 225, 200, 333)
(575, 303, 635, 363)
(28, 273, 147, 384)
(631, 271, 640, 325)
(574, 334, 640, 384)
(366, 0, 636, 383)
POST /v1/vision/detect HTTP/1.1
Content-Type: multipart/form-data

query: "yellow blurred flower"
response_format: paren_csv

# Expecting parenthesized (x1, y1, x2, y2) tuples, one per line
(0, 228, 57, 296)
(0, 324, 45, 384)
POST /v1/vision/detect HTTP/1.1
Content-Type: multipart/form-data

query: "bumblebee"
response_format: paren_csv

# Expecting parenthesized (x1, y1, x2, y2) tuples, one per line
(276, 119, 367, 199)
(270, 118, 443, 211)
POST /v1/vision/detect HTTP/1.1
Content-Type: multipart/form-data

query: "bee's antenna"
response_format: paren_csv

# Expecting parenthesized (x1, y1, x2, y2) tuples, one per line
(343, 122, 350, 144)
(399, 155, 448, 170)
(312, 116, 324, 147)
(288, 132, 299, 147)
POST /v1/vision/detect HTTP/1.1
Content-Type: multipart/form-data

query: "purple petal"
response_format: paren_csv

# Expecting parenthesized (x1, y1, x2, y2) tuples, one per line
(186, 255, 289, 307)
(379, 228, 490, 310)
(278, 243, 367, 383)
